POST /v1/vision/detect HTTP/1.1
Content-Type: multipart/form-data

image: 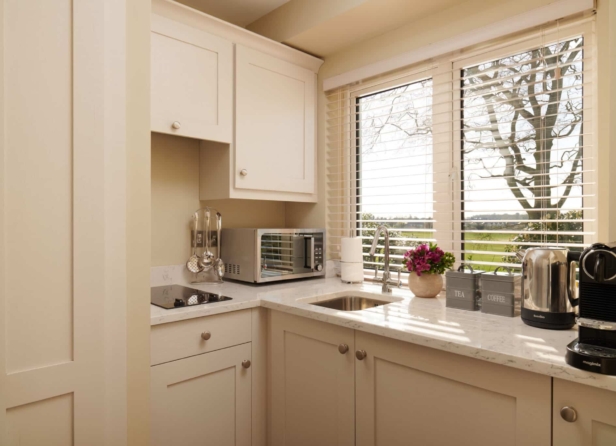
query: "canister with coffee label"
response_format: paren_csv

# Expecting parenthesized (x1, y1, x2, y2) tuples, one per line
(480, 267, 521, 317)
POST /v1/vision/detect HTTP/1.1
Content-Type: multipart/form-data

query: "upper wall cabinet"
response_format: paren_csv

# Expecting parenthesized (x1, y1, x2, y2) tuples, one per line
(151, 14, 232, 143)
(151, 0, 323, 203)
(234, 45, 316, 195)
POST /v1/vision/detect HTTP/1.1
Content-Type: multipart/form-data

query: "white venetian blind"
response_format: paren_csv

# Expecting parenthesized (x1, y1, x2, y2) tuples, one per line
(326, 18, 596, 273)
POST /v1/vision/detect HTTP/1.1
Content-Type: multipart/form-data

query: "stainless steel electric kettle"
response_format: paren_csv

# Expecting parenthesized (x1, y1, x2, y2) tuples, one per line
(519, 247, 581, 330)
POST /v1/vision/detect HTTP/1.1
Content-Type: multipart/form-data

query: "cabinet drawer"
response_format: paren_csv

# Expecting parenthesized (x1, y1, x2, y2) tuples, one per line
(151, 310, 251, 365)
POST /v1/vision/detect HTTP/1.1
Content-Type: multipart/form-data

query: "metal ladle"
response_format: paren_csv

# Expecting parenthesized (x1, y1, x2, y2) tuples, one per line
(199, 209, 214, 271)
(214, 212, 224, 278)
(186, 213, 203, 273)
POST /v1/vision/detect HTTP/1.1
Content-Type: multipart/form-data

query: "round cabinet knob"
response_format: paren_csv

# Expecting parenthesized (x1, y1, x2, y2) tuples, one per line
(171, 121, 181, 130)
(338, 344, 349, 354)
(316, 264, 323, 272)
(560, 406, 578, 423)
(242, 360, 251, 369)
(200, 331, 211, 341)
(355, 350, 367, 360)
(239, 169, 248, 177)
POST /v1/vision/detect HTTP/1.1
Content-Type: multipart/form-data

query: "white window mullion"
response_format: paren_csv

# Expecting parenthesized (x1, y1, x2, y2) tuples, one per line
(432, 61, 456, 257)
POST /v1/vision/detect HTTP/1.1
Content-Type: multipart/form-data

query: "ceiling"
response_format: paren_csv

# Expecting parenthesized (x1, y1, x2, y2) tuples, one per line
(247, 0, 463, 57)
(175, 0, 464, 58)
(174, 0, 290, 28)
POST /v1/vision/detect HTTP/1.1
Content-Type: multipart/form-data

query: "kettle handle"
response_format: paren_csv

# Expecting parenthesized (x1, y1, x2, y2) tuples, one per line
(567, 251, 581, 307)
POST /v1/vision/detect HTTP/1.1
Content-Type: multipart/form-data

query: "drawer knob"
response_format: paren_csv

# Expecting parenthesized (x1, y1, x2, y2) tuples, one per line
(338, 344, 349, 354)
(560, 406, 578, 423)
(242, 360, 251, 369)
(355, 350, 367, 360)
(172, 121, 181, 130)
(200, 331, 211, 341)
(239, 169, 248, 177)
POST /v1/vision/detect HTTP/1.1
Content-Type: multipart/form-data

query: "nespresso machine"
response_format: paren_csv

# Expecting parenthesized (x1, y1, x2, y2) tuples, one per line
(566, 242, 616, 375)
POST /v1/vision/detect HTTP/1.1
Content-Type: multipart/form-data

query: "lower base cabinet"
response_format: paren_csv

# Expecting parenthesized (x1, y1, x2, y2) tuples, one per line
(355, 331, 551, 446)
(269, 311, 355, 446)
(553, 378, 616, 446)
(269, 311, 552, 446)
(151, 343, 252, 446)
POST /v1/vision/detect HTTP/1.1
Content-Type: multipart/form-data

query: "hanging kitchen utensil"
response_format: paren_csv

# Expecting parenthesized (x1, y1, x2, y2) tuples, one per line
(199, 208, 214, 271)
(214, 212, 225, 278)
(186, 212, 203, 273)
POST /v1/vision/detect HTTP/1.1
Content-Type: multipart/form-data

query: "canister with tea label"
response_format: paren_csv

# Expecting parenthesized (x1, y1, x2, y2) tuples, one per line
(446, 264, 484, 311)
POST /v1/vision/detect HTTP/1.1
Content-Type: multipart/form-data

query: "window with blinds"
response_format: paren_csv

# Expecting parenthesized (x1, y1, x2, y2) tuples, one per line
(326, 19, 596, 275)
(355, 79, 434, 269)
(458, 30, 594, 271)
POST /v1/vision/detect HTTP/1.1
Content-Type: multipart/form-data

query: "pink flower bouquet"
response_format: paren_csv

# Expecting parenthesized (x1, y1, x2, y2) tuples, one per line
(403, 243, 455, 276)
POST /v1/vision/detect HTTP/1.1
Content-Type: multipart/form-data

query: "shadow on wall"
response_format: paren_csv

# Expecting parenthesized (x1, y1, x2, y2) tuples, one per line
(151, 132, 288, 266)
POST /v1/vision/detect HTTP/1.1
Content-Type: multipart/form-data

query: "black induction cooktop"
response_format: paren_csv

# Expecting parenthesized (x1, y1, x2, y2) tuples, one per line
(151, 285, 232, 309)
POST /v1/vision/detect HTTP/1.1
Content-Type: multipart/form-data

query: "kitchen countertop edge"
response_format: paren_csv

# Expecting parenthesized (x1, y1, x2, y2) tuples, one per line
(150, 275, 616, 393)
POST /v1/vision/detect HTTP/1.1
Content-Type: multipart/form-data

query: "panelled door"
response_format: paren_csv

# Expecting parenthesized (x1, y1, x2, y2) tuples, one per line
(553, 378, 616, 446)
(269, 311, 355, 446)
(355, 331, 552, 446)
(151, 13, 233, 142)
(150, 344, 252, 446)
(235, 45, 316, 195)
(0, 0, 107, 444)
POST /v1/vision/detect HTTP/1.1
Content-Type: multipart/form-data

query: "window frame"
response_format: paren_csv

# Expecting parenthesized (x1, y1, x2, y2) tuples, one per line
(349, 67, 441, 273)
(338, 19, 596, 275)
(451, 21, 596, 266)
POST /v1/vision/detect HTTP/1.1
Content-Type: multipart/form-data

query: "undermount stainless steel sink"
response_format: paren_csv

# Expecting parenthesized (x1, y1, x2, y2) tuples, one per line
(310, 295, 391, 311)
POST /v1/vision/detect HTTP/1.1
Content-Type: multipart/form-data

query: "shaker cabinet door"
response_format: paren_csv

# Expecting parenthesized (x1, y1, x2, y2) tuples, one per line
(269, 312, 355, 446)
(151, 14, 232, 142)
(355, 331, 551, 446)
(151, 344, 252, 446)
(553, 378, 616, 446)
(235, 45, 316, 195)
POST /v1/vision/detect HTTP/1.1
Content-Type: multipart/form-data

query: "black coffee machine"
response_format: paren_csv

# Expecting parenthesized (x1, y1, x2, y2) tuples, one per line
(566, 242, 616, 375)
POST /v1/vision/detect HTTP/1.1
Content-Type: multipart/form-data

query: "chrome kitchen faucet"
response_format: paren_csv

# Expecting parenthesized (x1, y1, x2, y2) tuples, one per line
(370, 225, 393, 293)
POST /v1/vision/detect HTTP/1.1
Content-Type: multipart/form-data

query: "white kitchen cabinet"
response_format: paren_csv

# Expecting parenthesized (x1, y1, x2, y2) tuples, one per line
(200, 46, 318, 202)
(234, 45, 316, 195)
(151, 343, 252, 446)
(355, 330, 551, 446)
(268, 311, 552, 446)
(269, 311, 355, 446)
(152, 0, 322, 202)
(151, 13, 232, 142)
(553, 378, 616, 446)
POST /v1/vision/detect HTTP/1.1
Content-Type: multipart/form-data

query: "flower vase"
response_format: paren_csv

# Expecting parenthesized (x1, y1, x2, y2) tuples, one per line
(408, 272, 443, 298)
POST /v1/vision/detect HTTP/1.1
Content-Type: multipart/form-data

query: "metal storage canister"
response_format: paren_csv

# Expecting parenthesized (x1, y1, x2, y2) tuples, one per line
(446, 264, 483, 311)
(480, 267, 522, 317)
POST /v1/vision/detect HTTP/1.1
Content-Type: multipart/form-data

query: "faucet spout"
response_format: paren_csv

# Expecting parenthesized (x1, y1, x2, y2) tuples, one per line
(370, 225, 391, 293)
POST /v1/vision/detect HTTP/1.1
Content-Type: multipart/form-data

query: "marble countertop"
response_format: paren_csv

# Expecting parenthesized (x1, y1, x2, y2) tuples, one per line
(151, 264, 616, 392)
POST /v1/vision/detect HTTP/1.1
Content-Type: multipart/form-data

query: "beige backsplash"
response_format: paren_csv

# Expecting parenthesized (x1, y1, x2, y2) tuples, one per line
(151, 132, 289, 267)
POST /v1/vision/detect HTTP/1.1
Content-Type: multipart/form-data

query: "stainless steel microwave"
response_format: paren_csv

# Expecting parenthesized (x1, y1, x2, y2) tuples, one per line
(221, 228, 325, 283)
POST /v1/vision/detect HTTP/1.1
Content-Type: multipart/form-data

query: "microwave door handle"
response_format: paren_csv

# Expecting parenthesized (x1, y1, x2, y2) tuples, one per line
(304, 236, 315, 271)
(310, 237, 315, 271)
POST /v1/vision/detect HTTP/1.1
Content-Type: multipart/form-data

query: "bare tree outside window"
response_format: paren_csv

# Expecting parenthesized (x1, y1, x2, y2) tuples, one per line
(461, 37, 585, 268)
(356, 79, 433, 269)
